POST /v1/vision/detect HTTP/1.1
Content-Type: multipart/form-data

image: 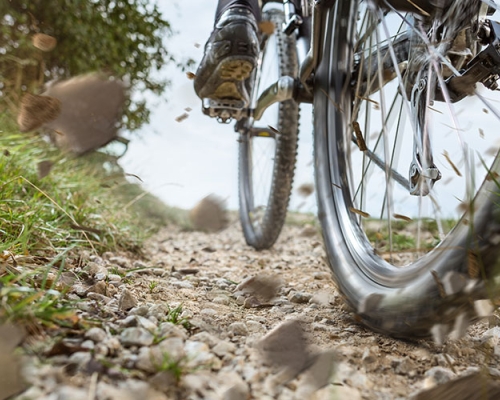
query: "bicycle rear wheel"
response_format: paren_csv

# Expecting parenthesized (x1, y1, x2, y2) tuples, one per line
(314, 1, 500, 338)
(238, 5, 299, 250)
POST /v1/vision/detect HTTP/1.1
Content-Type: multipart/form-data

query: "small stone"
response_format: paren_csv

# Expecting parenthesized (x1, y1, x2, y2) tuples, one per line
(158, 338, 185, 362)
(424, 366, 455, 384)
(361, 348, 377, 364)
(105, 337, 122, 356)
(68, 351, 92, 366)
(221, 380, 249, 400)
(120, 327, 154, 347)
(148, 304, 168, 320)
(159, 322, 187, 340)
(313, 271, 330, 280)
(120, 315, 138, 327)
(236, 296, 245, 305)
(107, 274, 122, 283)
(90, 281, 107, 295)
(173, 281, 194, 289)
(55, 386, 88, 400)
(129, 305, 150, 316)
(213, 341, 237, 357)
(288, 291, 312, 304)
(109, 256, 131, 269)
(243, 296, 262, 308)
(190, 331, 219, 347)
(87, 292, 111, 303)
(228, 322, 248, 336)
(184, 341, 216, 368)
(136, 316, 158, 333)
(81, 340, 95, 350)
(246, 320, 265, 333)
(200, 308, 218, 318)
(393, 357, 415, 375)
(119, 289, 138, 311)
(85, 327, 107, 343)
(312, 323, 328, 331)
(213, 296, 230, 305)
(149, 371, 178, 393)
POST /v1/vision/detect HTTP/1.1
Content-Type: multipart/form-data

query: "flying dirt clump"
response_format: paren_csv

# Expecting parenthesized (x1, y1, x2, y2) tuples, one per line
(32, 33, 57, 52)
(17, 94, 61, 132)
(189, 195, 228, 232)
(17, 73, 126, 155)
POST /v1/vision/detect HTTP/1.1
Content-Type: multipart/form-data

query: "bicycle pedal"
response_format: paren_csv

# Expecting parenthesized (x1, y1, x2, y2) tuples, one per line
(202, 98, 247, 123)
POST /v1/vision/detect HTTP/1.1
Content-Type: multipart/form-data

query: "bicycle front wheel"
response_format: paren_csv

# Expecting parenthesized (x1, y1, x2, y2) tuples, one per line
(314, 1, 500, 338)
(238, 5, 299, 250)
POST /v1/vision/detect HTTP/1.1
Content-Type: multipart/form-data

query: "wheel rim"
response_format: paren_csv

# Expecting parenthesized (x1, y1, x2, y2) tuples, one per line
(325, 2, 500, 271)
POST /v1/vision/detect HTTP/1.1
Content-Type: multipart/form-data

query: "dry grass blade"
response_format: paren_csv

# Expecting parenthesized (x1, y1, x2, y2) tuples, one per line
(349, 207, 370, 218)
(443, 150, 462, 177)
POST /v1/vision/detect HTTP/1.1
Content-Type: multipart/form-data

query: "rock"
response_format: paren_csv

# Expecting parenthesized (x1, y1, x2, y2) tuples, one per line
(104, 337, 122, 356)
(190, 331, 219, 347)
(119, 289, 138, 311)
(157, 338, 185, 363)
(149, 371, 178, 393)
(120, 327, 154, 347)
(213, 341, 237, 357)
(219, 372, 250, 400)
(228, 322, 248, 336)
(424, 366, 455, 385)
(148, 304, 168, 320)
(129, 305, 149, 316)
(56, 386, 88, 400)
(393, 357, 416, 375)
(87, 292, 112, 303)
(184, 341, 216, 368)
(213, 296, 230, 305)
(81, 340, 95, 350)
(85, 327, 107, 343)
(288, 291, 312, 304)
(312, 385, 362, 400)
(109, 256, 132, 269)
(119, 315, 138, 327)
(136, 316, 158, 333)
(361, 347, 377, 364)
(246, 320, 265, 333)
(159, 322, 188, 340)
(200, 308, 218, 318)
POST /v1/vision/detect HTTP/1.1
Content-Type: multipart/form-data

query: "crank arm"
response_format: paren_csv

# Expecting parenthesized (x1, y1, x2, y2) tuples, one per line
(251, 76, 312, 121)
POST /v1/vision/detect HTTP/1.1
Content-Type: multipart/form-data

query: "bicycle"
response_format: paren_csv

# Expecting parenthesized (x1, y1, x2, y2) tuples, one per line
(203, 0, 500, 339)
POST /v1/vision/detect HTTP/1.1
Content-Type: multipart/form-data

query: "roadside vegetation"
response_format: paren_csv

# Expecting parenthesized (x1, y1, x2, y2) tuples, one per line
(0, 113, 184, 330)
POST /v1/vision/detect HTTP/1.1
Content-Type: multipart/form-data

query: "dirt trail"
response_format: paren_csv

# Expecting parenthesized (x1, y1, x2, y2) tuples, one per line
(12, 219, 500, 400)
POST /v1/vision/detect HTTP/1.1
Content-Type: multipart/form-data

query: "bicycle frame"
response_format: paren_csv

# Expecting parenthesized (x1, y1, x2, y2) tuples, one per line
(252, 0, 328, 120)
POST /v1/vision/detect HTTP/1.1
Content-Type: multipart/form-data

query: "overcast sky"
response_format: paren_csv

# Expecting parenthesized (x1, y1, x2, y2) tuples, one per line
(119, 1, 316, 212)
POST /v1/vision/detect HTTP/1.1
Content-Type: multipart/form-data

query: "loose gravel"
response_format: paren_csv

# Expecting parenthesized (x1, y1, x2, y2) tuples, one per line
(10, 220, 500, 400)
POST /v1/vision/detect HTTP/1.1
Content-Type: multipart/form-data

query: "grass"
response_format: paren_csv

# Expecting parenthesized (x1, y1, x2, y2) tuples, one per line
(0, 113, 182, 329)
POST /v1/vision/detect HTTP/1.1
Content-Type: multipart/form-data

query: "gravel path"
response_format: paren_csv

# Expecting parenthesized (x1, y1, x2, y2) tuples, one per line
(10, 220, 500, 400)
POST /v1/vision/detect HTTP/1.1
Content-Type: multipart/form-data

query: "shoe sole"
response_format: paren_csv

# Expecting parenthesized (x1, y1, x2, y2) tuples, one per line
(199, 56, 255, 103)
